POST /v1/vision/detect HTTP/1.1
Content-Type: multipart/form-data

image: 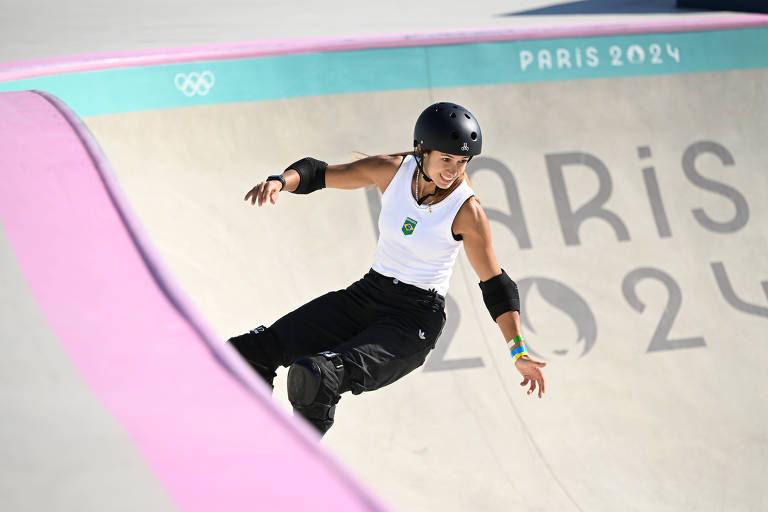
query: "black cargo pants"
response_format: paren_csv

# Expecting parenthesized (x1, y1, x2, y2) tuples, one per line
(229, 269, 446, 434)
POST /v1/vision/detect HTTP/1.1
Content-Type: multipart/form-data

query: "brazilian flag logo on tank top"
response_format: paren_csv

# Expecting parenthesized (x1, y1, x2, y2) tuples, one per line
(401, 217, 417, 236)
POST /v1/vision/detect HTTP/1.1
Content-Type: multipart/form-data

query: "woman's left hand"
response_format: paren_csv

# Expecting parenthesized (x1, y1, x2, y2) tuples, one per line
(516, 356, 547, 398)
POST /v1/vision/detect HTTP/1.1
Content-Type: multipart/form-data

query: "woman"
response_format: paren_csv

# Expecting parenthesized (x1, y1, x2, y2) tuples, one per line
(230, 102, 547, 437)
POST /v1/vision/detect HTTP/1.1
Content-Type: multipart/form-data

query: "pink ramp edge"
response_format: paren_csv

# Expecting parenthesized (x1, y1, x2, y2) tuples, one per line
(0, 90, 390, 512)
(1, 14, 767, 81)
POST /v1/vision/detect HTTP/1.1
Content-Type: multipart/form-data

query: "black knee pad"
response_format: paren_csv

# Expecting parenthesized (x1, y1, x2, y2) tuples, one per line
(228, 326, 279, 389)
(287, 358, 322, 405)
(287, 351, 345, 435)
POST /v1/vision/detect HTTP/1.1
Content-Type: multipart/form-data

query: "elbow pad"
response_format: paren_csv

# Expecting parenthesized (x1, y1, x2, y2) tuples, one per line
(286, 157, 327, 194)
(478, 269, 520, 321)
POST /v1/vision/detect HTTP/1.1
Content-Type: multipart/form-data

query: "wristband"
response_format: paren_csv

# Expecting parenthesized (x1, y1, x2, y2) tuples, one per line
(506, 335, 525, 350)
(510, 345, 528, 360)
(266, 174, 286, 191)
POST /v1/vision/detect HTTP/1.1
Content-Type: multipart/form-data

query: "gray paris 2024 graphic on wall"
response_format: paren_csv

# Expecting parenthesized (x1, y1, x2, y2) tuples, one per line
(364, 141, 766, 371)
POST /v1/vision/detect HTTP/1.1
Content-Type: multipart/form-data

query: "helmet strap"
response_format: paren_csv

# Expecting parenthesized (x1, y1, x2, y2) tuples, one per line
(414, 148, 438, 206)
(414, 145, 434, 183)
(417, 169, 436, 205)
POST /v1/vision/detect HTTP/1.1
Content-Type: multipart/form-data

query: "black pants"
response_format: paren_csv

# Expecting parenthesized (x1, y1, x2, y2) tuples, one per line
(229, 269, 446, 433)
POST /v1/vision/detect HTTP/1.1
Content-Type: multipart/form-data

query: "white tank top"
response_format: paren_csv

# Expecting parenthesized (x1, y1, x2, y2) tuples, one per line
(371, 155, 474, 296)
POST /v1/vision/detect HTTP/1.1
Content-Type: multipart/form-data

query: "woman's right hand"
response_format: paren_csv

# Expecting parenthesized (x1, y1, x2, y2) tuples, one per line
(244, 179, 283, 207)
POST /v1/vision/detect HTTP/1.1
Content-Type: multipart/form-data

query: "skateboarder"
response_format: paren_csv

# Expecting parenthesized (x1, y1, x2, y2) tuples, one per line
(229, 102, 547, 437)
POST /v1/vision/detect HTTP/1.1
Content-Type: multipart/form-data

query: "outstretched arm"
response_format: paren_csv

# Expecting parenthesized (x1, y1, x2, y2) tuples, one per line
(245, 155, 401, 207)
(454, 197, 547, 398)
(325, 155, 402, 191)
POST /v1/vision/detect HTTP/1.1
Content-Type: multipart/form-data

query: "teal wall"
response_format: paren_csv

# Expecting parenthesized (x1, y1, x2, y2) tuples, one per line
(1, 28, 766, 116)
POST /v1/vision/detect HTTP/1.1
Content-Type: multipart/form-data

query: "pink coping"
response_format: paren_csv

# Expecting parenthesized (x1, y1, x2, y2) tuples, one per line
(0, 90, 389, 512)
(1, 14, 767, 81)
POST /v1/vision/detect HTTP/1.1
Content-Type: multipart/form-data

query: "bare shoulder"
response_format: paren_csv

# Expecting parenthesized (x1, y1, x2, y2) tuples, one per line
(363, 154, 405, 192)
(325, 153, 403, 190)
(453, 196, 490, 239)
(362, 154, 403, 173)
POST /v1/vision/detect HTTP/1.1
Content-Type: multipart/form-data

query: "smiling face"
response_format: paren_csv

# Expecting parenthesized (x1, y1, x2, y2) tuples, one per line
(422, 151, 470, 188)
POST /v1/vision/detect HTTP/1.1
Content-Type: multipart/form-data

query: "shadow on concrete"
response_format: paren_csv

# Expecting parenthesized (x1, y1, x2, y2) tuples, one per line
(497, 0, 704, 16)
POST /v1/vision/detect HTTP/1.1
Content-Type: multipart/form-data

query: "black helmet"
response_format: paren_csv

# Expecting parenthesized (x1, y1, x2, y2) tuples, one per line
(413, 102, 482, 157)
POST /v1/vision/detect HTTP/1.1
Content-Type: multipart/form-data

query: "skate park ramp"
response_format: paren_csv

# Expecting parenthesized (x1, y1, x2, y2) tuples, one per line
(2, 17, 768, 512)
(0, 90, 389, 511)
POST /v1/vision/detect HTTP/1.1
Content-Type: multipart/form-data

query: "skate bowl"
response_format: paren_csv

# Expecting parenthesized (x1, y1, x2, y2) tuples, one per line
(2, 16, 768, 512)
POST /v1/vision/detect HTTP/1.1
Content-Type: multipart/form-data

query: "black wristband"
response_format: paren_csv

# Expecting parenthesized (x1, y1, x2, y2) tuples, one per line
(285, 157, 327, 194)
(266, 174, 286, 191)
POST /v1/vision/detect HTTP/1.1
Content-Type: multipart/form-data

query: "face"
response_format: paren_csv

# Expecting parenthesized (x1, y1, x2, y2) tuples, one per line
(423, 151, 470, 188)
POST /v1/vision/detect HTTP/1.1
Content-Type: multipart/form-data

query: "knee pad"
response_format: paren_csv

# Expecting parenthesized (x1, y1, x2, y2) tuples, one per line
(287, 358, 322, 406)
(228, 326, 279, 389)
(287, 351, 345, 434)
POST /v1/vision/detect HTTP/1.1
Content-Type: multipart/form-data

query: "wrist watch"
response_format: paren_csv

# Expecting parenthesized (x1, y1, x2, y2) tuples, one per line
(266, 174, 286, 191)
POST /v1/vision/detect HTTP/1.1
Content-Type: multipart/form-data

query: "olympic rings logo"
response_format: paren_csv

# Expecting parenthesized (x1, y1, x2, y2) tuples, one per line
(174, 71, 215, 97)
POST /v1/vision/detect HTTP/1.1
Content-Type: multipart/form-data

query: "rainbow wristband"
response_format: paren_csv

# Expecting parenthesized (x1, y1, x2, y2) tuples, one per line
(510, 345, 528, 360)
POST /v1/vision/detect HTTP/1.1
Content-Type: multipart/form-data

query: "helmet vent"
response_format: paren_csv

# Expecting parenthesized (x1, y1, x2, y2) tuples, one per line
(451, 131, 459, 140)
(464, 113, 471, 119)
(450, 112, 456, 118)
(471, 132, 478, 140)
